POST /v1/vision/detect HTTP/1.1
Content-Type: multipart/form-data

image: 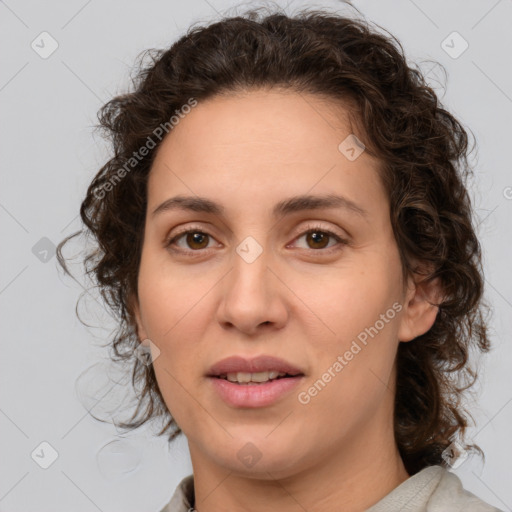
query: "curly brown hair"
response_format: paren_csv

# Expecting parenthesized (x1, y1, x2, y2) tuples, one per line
(57, 5, 492, 476)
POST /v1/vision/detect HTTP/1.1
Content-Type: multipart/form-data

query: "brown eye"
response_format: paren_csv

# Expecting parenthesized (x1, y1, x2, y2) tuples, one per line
(292, 226, 347, 252)
(184, 232, 210, 250)
(165, 229, 216, 252)
(305, 230, 331, 249)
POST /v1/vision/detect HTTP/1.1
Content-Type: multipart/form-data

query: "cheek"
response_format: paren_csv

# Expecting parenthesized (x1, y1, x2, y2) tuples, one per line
(137, 254, 211, 339)
(147, 315, 207, 430)
(306, 262, 398, 340)
(300, 317, 399, 430)
(302, 264, 401, 397)
(152, 361, 199, 432)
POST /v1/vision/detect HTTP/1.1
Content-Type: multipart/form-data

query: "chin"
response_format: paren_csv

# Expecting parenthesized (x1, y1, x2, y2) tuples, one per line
(211, 436, 304, 478)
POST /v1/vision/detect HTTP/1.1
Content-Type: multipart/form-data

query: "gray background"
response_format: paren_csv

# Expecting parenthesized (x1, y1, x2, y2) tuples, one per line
(1, 0, 511, 511)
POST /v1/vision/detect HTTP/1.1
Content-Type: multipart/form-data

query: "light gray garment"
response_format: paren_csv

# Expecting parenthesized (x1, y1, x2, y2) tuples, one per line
(158, 465, 503, 512)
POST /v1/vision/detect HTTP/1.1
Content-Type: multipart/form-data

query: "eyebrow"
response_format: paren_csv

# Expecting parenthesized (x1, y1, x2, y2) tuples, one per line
(151, 193, 369, 220)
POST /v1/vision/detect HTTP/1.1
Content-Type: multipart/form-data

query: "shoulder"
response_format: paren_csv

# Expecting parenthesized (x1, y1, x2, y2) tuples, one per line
(157, 474, 194, 512)
(366, 465, 503, 512)
(159, 468, 504, 512)
(427, 467, 504, 512)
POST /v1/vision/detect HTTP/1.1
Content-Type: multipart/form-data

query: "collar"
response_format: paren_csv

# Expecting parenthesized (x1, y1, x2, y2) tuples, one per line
(158, 465, 501, 512)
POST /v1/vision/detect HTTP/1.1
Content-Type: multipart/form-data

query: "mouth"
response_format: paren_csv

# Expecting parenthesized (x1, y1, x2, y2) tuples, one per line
(206, 355, 306, 407)
(212, 370, 303, 385)
(207, 354, 305, 378)
(208, 372, 305, 408)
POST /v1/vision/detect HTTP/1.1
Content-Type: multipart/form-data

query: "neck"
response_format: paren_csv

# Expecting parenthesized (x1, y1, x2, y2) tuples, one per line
(187, 414, 409, 512)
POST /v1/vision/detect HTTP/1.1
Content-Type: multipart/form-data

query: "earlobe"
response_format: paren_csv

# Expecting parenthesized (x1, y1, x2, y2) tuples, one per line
(397, 274, 443, 343)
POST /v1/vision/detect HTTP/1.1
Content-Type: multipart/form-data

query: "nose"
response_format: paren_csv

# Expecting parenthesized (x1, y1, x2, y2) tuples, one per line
(216, 247, 289, 336)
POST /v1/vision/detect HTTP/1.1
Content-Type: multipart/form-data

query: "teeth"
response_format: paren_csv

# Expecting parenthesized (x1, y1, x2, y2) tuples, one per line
(224, 370, 286, 383)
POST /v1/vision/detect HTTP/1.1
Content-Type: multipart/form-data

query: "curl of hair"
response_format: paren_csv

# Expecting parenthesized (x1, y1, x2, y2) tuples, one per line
(57, 5, 492, 475)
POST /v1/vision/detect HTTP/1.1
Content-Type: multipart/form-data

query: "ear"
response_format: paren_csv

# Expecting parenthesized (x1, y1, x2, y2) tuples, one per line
(397, 269, 444, 343)
(129, 293, 148, 342)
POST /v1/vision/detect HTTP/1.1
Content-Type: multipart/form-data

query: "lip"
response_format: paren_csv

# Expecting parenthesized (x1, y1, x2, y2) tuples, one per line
(209, 375, 304, 408)
(207, 354, 306, 408)
(207, 355, 305, 377)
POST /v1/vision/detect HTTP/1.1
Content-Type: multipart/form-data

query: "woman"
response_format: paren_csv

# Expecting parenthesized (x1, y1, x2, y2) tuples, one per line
(57, 6, 503, 512)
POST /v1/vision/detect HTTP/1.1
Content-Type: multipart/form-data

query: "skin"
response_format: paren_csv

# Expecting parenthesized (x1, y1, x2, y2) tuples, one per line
(132, 89, 441, 512)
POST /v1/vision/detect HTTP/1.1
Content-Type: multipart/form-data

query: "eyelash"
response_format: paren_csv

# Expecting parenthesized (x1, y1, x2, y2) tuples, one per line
(164, 224, 349, 256)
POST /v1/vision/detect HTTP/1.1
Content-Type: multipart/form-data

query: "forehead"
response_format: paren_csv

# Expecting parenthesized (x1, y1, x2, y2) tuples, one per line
(147, 89, 386, 218)
(153, 89, 356, 162)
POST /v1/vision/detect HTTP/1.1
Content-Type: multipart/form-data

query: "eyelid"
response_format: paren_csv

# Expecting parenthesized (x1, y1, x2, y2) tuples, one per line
(288, 223, 350, 253)
(291, 222, 348, 242)
(164, 222, 350, 254)
(164, 224, 219, 249)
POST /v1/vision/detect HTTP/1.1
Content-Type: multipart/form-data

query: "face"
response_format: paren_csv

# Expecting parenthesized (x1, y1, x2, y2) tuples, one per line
(133, 89, 439, 479)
